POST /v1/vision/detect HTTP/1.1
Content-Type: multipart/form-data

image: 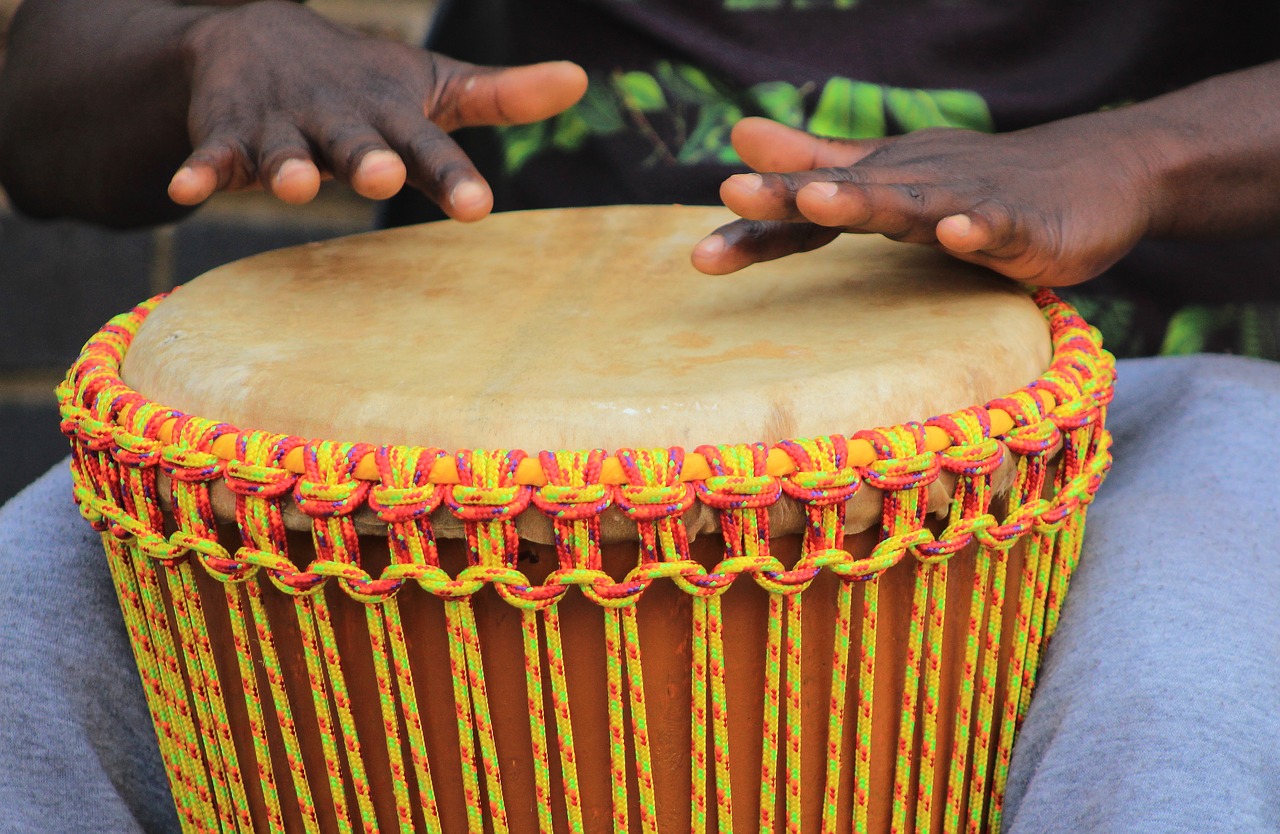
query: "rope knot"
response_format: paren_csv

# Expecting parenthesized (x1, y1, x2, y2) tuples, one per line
(294, 478, 370, 518)
(224, 461, 297, 498)
(614, 483, 695, 520)
(781, 466, 861, 505)
(368, 484, 443, 522)
(110, 430, 162, 468)
(161, 447, 225, 482)
(532, 483, 611, 520)
(696, 474, 782, 509)
(1002, 419, 1062, 457)
(445, 484, 532, 521)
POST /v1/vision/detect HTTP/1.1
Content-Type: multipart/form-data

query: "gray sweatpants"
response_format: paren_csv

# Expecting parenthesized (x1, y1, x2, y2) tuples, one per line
(3, 355, 1278, 832)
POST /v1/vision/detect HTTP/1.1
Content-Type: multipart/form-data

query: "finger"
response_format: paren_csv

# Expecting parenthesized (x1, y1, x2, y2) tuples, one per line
(308, 120, 407, 201)
(935, 206, 1083, 284)
(381, 111, 492, 221)
(720, 167, 866, 222)
(256, 122, 321, 205)
(691, 219, 840, 275)
(731, 117, 885, 172)
(432, 59, 588, 130)
(935, 206, 1024, 258)
(168, 135, 255, 205)
(795, 179, 961, 244)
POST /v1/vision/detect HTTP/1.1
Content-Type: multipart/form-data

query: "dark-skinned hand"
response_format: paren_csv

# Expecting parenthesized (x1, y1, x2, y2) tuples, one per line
(170, 1, 586, 219)
(691, 115, 1158, 286)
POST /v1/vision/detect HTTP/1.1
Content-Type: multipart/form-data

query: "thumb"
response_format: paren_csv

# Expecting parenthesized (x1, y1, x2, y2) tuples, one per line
(731, 116, 886, 172)
(431, 59, 588, 130)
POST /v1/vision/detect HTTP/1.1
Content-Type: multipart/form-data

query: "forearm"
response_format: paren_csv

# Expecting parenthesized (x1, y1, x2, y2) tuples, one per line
(1111, 61, 1280, 241)
(0, 0, 270, 227)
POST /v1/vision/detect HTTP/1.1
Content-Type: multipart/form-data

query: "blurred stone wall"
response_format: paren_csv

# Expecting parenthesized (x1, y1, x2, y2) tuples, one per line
(0, 1, 437, 503)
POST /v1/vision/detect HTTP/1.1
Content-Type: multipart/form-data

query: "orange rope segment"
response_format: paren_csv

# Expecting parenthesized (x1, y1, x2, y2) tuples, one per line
(155, 409, 1020, 486)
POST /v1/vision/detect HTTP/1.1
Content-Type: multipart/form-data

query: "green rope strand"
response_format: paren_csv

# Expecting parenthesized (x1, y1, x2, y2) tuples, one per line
(102, 536, 201, 832)
(311, 592, 378, 831)
(707, 594, 735, 834)
(166, 562, 250, 832)
(691, 596, 710, 834)
(544, 605, 586, 833)
(622, 606, 659, 834)
(442, 600, 484, 834)
(854, 577, 880, 834)
(521, 609, 557, 834)
(915, 561, 949, 832)
(131, 546, 219, 827)
(988, 534, 1045, 833)
(604, 607, 630, 833)
(294, 596, 355, 834)
(456, 600, 509, 833)
(820, 580, 853, 834)
(382, 596, 442, 834)
(784, 591, 804, 834)
(363, 605, 415, 833)
(246, 581, 320, 833)
(222, 583, 287, 834)
(943, 546, 993, 834)
(758, 593, 783, 833)
(966, 546, 1011, 833)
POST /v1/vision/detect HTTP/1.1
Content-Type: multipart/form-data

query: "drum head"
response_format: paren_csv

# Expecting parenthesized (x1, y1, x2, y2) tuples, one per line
(121, 205, 1051, 451)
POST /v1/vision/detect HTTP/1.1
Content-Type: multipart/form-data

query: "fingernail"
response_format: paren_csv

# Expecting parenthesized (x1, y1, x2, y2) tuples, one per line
(359, 149, 400, 174)
(807, 182, 838, 200)
(449, 180, 487, 211)
(941, 214, 972, 236)
(274, 158, 307, 186)
(694, 235, 725, 259)
(170, 167, 195, 187)
(728, 173, 762, 193)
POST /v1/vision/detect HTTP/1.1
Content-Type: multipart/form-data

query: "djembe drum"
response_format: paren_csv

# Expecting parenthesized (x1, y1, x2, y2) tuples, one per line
(59, 205, 1113, 834)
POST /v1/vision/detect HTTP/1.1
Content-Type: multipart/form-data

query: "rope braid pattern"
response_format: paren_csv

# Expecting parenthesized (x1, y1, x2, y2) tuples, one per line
(59, 290, 1113, 833)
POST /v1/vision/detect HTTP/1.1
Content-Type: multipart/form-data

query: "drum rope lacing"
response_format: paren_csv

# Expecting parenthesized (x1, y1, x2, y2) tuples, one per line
(60, 289, 1114, 834)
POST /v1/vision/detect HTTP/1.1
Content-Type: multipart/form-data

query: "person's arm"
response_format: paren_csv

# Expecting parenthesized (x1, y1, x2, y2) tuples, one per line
(0, 0, 585, 228)
(691, 62, 1280, 286)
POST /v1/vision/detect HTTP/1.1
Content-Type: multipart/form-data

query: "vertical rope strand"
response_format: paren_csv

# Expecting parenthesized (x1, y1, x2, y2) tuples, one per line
(784, 592, 804, 834)
(943, 547, 993, 834)
(364, 605, 415, 833)
(604, 607, 631, 834)
(382, 596, 442, 834)
(988, 534, 1044, 834)
(223, 584, 287, 834)
(294, 595, 355, 834)
(965, 547, 1010, 834)
(691, 596, 710, 834)
(443, 599, 485, 834)
(102, 536, 202, 833)
(854, 576, 879, 834)
(758, 593, 783, 833)
(914, 561, 949, 832)
(246, 582, 321, 833)
(544, 606, 586, 833)
(891, 557, 931, 833)
(456, 599, 510, 834)
(820, 580, 854, 834)
(521, 609, 557, 834)
(707, 594, 735, 834)
(622, 606, 660, 834)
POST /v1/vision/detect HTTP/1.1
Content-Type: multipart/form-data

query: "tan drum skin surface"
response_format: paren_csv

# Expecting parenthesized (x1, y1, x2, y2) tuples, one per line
(120, 205, 1051, 453)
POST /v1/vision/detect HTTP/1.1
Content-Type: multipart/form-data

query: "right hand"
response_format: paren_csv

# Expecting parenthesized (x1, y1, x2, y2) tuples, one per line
(170, 1, 587, 220)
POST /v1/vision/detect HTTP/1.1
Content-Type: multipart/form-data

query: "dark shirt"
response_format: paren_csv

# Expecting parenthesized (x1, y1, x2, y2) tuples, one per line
(386, 0, 1280, 358)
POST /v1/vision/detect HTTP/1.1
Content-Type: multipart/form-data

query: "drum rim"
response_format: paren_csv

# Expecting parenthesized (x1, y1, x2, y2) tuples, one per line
(59, 289, 1112, 487)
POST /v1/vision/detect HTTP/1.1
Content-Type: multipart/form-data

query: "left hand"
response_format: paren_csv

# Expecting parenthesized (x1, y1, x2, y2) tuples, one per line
(691, 115, 1159, 286)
